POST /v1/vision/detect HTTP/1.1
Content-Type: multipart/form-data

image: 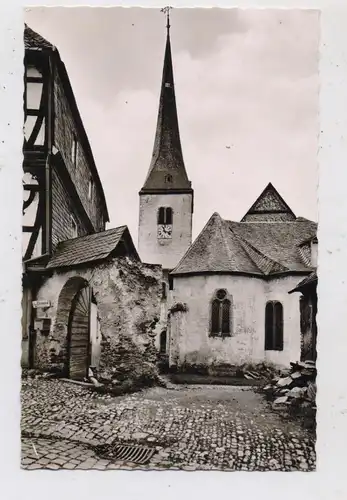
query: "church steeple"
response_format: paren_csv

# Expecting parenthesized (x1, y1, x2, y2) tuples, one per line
(140, 9, 192, 194)
(138, 9, 193, 270)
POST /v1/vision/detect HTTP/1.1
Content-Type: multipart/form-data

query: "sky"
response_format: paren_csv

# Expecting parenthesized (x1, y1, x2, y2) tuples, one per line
(24, 7, 320, 243)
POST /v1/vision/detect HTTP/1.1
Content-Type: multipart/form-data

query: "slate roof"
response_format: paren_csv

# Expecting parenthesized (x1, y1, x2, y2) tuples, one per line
(172, 182, 317, 277)
(140, 28, 192, 194)
(228, 219, 317, 272)
(46, 226, 139, 270)
(171, 214, 317, 277)
(24, 24, 54, 50)
(289, 271, 318, 294)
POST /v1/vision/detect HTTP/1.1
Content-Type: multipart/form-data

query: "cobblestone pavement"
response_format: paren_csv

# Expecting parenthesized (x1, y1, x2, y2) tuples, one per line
(21, 378, 316, 471)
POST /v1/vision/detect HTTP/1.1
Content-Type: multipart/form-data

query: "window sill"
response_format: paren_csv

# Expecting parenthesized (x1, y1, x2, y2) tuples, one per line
(209, 333, 232, 338)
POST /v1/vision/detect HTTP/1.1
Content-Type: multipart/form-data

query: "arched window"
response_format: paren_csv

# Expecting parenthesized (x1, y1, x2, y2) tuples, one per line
(158, 207, 172, 225)
(265, 301, 283, 351)
(165, 174, 173, 183)
(210, 289, 232, 337)
(160, 330, 167, 354)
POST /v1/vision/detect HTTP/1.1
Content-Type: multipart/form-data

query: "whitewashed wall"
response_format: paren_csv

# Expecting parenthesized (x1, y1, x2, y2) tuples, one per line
(138, 192, 193, 269)
(169, 273, 304, 368)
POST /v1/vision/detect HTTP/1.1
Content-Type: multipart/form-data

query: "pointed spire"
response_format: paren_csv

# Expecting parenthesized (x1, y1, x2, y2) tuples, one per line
(140, 9, 192, 194)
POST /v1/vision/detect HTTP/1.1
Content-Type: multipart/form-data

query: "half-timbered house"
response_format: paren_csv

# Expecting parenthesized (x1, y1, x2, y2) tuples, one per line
(22, 26, 162, 384)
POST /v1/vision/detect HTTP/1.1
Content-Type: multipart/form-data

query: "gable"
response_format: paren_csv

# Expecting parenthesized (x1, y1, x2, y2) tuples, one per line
(241, 183, 296, 222)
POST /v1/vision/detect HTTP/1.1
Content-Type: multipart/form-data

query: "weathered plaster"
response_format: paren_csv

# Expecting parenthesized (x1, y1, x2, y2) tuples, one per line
(138, 193, 193, 269)
(169, 274, 304, 369)
(32, 257, 162, 383)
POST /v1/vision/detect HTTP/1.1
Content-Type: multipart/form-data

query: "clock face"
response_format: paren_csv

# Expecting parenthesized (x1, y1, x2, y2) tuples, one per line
(157, 224, 172, 239)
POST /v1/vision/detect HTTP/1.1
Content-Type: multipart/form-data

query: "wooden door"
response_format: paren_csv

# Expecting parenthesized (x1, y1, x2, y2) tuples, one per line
(68, 286, 91, 380)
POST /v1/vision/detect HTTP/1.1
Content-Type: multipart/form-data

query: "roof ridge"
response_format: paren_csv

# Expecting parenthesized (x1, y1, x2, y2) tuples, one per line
(171, 213, 263, 276)
(233, 231, 289, 275)
(220, 219, 249, 269)
(46, 225, 139, 270)
(56, 226, 127, 245)
(229, 230, 265, 274)
(171, 213, 221, 274)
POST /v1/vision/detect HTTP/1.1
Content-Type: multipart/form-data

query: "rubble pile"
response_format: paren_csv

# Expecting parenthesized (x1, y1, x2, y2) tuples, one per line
(237, 362, 281, 381)
(262, 361, 317, 426)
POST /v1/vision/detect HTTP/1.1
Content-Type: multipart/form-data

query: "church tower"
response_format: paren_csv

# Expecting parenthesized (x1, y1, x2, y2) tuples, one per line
(138, 10, 194, 271)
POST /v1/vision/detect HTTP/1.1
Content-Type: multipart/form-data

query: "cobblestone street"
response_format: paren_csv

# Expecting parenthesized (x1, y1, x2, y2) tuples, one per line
(21, 378, 315, 471)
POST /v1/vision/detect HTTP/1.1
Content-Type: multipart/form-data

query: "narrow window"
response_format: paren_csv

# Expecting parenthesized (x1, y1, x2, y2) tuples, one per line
(265, 301, 283, 351)
(165, 207, 172, 225)
(165, 174, 173, 183)
(88, 177, 94, 200)
(211, 299, 220, 334)
(70, 215, 78, 239)
(160, 330, 167, 354)
(158, 207, 173, 225)
(71, 133, 78, 167)
(162, 282, 167, 300)
(221, 299, 231, 334)
(169, 276, 173, 291)
(210, 289, 232, 337)
(158, 207, 165, 224)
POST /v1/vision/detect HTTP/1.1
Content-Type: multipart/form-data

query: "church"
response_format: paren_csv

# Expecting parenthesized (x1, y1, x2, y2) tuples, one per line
(138, 16, 318, 371)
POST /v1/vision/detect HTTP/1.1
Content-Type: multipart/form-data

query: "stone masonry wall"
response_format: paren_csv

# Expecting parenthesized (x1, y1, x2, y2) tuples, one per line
(34, 257, 162, 386)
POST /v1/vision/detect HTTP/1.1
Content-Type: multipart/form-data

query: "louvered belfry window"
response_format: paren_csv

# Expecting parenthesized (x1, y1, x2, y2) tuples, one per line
(158, 207, 173, 225)
(265, 301, 284, 350)
(210, 289, 231, 337)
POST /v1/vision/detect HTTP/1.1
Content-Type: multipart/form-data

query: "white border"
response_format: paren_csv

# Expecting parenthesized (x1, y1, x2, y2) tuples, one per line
(1, 1, 347, 499)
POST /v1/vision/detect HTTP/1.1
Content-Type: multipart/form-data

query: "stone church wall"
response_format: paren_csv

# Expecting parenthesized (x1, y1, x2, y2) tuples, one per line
(32, 257, 162, 386)
(169, 273, 303, 370)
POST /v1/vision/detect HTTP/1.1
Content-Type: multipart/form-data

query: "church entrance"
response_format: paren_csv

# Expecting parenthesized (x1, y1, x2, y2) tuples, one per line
(67, 284, 91, 380)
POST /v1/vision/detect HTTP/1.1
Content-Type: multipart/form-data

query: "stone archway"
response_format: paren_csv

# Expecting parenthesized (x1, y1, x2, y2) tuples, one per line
(55, 276, 91, 380)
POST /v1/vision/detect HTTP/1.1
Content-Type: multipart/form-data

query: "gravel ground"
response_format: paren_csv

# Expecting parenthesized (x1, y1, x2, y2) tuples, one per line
(21, 378, 316, 471)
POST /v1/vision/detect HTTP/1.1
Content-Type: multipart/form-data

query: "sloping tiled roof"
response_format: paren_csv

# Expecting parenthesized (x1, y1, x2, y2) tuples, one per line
(171, 213, 262, 276)
(229, 219, 317, 272)
(171, 214, 317, 277)
(140, 29, 192, 194)
(24, 24, 54, 50)
(289, 271, 318, 293)
(46, 226, 139, 269)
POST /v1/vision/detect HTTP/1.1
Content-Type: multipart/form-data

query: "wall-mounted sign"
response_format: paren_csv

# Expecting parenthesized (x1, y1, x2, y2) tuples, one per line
(32, 300, 51, 309)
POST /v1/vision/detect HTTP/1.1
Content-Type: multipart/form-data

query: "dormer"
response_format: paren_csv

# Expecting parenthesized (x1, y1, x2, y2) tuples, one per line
(298, 236, 318, 268)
